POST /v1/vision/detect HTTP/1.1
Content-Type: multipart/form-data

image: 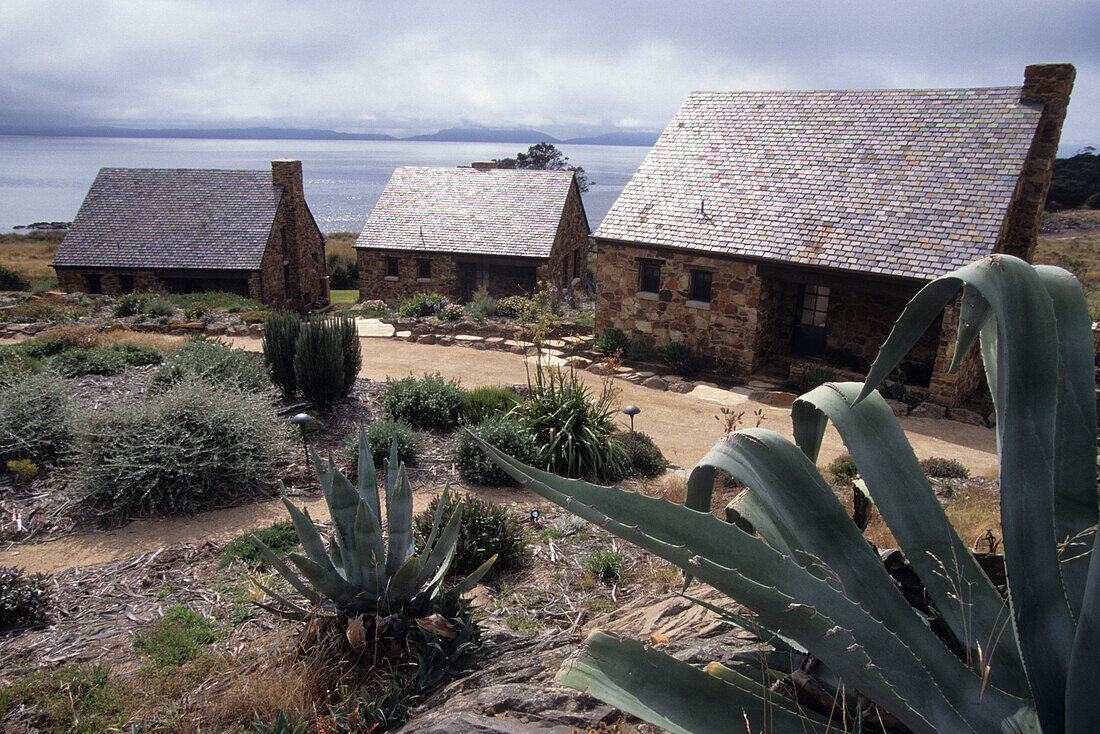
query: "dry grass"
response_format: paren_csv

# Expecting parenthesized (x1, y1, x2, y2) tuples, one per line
(325, 231, 357, 263)
(1036, 209, 1100, 318)
(95, 327, 184, 352)
(0, 231, 63, 285)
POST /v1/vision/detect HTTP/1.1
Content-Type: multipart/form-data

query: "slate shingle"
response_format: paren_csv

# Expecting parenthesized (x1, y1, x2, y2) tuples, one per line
(595, 87, 1043, 280)
(52, 168, 282, 270)
(355, 167, 581, 258)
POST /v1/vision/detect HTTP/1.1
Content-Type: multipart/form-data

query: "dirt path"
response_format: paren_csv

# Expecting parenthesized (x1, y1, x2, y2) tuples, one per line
(1, 335, 998, 575)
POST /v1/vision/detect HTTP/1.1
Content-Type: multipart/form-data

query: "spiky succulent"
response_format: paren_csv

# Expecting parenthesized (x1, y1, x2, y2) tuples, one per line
(251, 433, 494, 620)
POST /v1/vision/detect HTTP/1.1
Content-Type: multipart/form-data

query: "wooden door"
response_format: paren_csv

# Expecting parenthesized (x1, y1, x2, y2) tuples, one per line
(791, 284, 830, 357)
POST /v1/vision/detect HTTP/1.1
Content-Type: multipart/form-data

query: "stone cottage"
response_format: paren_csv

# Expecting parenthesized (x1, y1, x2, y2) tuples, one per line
(355, 166, 589, 302)
(52, 159, 329, 311)
(594, 64, 1074, 406)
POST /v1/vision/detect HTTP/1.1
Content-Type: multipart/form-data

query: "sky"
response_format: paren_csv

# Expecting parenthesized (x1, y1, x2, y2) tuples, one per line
(2, 0, 1097, 151)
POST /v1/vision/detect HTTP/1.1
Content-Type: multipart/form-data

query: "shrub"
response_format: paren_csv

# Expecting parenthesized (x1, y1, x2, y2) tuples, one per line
(382, 372, 464, 430)
(438, 303, 464, 320)
(611, 431, 668, 479)
(0, 264, 30, 291)
(333, 313, 362, 396)
(583, 547, 625, 585)
(150, 338, 271, 394)
(47, 345, 127, 376)
(1086, 192, 1100, 209)
(357, 299, 390, 318)
(262, 311, 301, 398)
(510, 366, 626, 482)
(0, 566, 51, 631)
(184, 301, 210, 320)
(111, 292, 155, 317)
(219, 521, 298, 568)
(460, 384, 522, 425)
(827, 453, 859, 483)
(454, 416, 538, 486)
(413, 491, 529, 577)
(18, 336, 71, 360)
(660, 341, 705, 375)
(166, 291, 263, 312)
(596, 328, 629, 356)
(76, 379, 286, 518)
(920, 457, 971, 479)
(327, 253, 358, 290)
(134, 606, 218, 667)
(0, 299, 72, 324)
(793, 364, 839, 393)
(0, 346, 42, 382)
(469, 287, 497, 317)
(6, 458, 39, 483)
(293, 318, 345, 411)
(825, 347, 862, 371)
(142, 297, 176, 318)
(624, 337, 655, 362)
(113, 342, 164, 367)
(495, 295, 532, 318)
(348, 419, 422, 467)
(0, 372, 75, 467)
(398, 292, 449, 318)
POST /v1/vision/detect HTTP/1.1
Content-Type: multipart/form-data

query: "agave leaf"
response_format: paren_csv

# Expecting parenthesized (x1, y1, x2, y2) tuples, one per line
(688, 463, 801, 560)
(1035, 265, 1098, 620)
(474, 437, 1028, 734)
(250, 576, 315, 619)
(288, 552, 359, 609)
(443, 554, 497, 603)
(357, 428, 381, 518)
(949, 283, 991, 371)
(420, 485, 452, 560)
(791, 383, 1027, 695)
(248, 535, 320, 605)
(857, 255, 1074, 732)
(558, 631, 837, 734)
(385, 462, 415, 579)
(281, 497, 338, 575)
(353, 499, 384, 599)
(327, 468, 364, 554)
(1066, 527, 1100, 732)
(385, 555, 424, 608)
(678, 589, 805, 655)
(415, 499, 463, 592)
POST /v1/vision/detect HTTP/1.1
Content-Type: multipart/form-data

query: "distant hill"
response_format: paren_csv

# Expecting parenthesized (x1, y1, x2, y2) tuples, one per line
(564, 131, 660, 147)
(404, 127, 560, 143)
(0, 124, 397, 141)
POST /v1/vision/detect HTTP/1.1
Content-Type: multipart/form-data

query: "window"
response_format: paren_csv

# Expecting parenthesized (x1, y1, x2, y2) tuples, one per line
(83, 274, 102, 294)
(799, 285, 830, 327)
(689, 270, 713, 303)
(118, 274, 134, 293)
(416, 259, 431, 280)
(386, 257, 399, 278)
(638, 260, 661, 293)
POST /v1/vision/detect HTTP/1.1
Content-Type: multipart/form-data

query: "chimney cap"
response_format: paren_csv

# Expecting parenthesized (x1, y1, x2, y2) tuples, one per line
(272, 158, 301, 163)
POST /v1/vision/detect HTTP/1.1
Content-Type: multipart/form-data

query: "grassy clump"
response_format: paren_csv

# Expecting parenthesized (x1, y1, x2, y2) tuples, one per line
(827, 453, 859, 484)
(149, 338, 271, 394)
(611, 430, 668, 479)
(347, 420, 423, 468)
(398, 292, 450, 318)
(0, 663, 136, 732)
(595, 328, 629, 356)
(262, 311, 301, 398)
(583, 547, 626, 585)
(76, 379, 286, 518)
(0, 263, 30, 291)
(220, 521, 299, 568)
(413, 492, 529, 577)
(134, 606, 218, 667)
(460, 384, 522, 425)
(293, 317, 351, 412)
(382, 372, 465, 430)
(0, 371, 76, 467)
(166, 291, 264, 312)
(1, 565, 51, 631)
(453, 415, 539, 486)
(468, 287, 497, 317)
(920, 457, 971, 479)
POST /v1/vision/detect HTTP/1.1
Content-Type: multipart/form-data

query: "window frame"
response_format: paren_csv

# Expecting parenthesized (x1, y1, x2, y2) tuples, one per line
(385, 256, 400, 278)
(416, 258, 432, 281)
(689, 269, 713, 303)
(638, 259, 662, 294)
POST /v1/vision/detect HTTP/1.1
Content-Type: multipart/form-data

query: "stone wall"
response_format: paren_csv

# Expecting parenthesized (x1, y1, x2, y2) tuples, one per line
(537, 181, 590, 291)
(594, 241, 766, 370)
(53, 267, 251, 298)
(357, 250, 461, 302)
(268, 159, 329, 310)
(928, 295, 985, 407)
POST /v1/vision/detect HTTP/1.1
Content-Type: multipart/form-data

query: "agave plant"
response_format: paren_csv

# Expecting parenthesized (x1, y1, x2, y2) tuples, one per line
(251, 433, 495, 620)
(475, 255, 1098, 733)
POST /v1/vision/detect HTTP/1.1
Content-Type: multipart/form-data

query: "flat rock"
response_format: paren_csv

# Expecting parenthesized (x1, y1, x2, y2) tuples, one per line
(248, 323, 264, 334)
(455, 334, 484, 342)
(587, 362, 614, 376)
(584, 585, 729, 640)
(226, 324, 249, 336)
(668, 380, 695, 394)
(204, 323, 227, 335)
(910, 401, 948, 420)
(884, 399, 909, 416)
(642, 376, 668, 391)
(689, 384, 751, 405)
(417, 333, 437, 345)
(564, 355, 590, 369)
(395, 330, 413, 339)
(356, 318, 395, 337)
(950, 407, 987, 426)
(748, 390, 798, 407)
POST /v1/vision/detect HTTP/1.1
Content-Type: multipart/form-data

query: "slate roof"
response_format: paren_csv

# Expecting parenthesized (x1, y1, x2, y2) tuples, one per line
(595, 87, 1044, 281)
(355, 167, 583, 259)
(52, 168, 282, 270)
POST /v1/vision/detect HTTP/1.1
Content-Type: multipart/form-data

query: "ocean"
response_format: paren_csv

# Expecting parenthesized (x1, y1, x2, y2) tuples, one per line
(0, 135, 651, 234)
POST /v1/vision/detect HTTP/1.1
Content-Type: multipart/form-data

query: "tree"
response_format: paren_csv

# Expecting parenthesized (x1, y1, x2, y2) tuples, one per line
(497, 142, 590, 192)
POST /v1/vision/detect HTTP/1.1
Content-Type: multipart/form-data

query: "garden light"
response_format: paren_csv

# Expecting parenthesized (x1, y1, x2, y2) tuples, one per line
(290, 412, 315, 468)
(623, 405, 640, 432)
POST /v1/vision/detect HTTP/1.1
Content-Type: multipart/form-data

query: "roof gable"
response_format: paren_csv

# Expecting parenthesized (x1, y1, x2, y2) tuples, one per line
(595, 86, 1044, 280)
(355, 167, 583, 259)
(53, 168, 282, 270)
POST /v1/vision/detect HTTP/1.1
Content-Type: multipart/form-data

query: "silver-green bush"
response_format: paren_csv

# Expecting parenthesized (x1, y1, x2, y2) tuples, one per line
(149, 338, 271, 394)
(76, 379, 287, 518)
(0, 372, 76, 467)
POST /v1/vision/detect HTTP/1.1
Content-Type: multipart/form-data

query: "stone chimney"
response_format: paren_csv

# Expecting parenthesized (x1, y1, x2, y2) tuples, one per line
(470, 160, 497, 170)
(271, 159, 304, 201)
(994, 64, 1075, 261)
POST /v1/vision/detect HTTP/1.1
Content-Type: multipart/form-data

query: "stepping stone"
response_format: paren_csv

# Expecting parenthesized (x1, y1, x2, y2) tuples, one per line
(395, 330, 413, 339)
(565, 355, 591, 369)
(668, 381, 695, 394)
(454, 334, 483, 342)
(643, 376, 668, 391)
(748, 390, 798, 408)
(689, 384, 750, 406)
(485, 336, 505, 344)
(355, 318, 394, 338)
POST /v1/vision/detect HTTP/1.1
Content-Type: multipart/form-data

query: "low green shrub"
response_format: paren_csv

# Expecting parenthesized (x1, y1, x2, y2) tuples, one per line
(348, 419, 423, 467)
(183, 301, 210, 320)
(469, 287, 498, 317)
(0, 372, 75, 467)
(624, 337, 655, 362)
(583, 547, 625, 585)
(238, 310, 269, 324)
(1086, 192, 1100, 209)
(0, 264, 30, 291)
(460, 384, 522, 425)
(382, 372, 465, 430)
(149, 338, 271, 394)
(0, 566, 51, 631)
(76, 379, 286, 518)
(47, 345, 127, 376)
(398, 292, 450, 318)
(220, 521, 298, 568)
(454, 415, 539, 486)
(920, 456, 971, 479)
(611, 431, 668, 479)
(413, 492, 529, 577)
(134, 605, 218, 667)
(6, 458, 39, 483)
(111, 292, 155, 317)
(495, 295, 533, 318)
(827, 453, 859, 484)
(660, 341, 706, 375)
(166, 291, 263, 312)
(0, 300, 73, 324)
(113, 342, 165, 367)
(18, 336, 70, 360)
(294, 317, 346, 411)
(141, 297, 176, 318)
(356, 299, 390, 318)
(595, 328, 629, 356)
(793, 364, 839, 393)
(0, 346, 43, 382)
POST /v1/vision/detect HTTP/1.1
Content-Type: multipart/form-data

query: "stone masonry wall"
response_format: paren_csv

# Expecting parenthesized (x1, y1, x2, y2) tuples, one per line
(357, 250, 460, 302)
(269, 159, 329, 310)
(595, 241, 766, 370)
(537, 181, 590, 291)
(928, 294, 985, 407)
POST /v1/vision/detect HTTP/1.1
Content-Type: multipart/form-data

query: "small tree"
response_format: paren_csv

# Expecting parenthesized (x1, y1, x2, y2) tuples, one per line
(498, 142, 590, 192)
(293, 318, 344, 411)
